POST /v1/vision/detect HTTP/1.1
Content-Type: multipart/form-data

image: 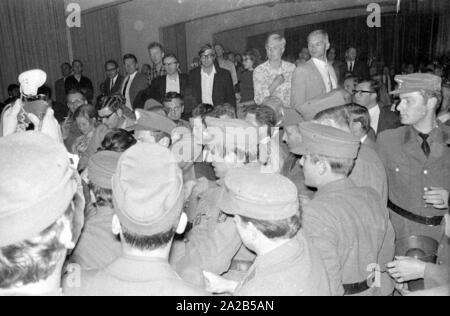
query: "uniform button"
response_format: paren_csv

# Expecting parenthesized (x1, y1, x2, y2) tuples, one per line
(395, 168, 400, 172)
(440, 245, 444, 249)
(438, 261, 443, 265)
(424, 170, 428, 175)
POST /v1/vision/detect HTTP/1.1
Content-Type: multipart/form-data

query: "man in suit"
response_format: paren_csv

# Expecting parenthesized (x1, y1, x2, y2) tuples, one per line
(134, 54, 189, 109)
(347, 103, 377, 150)
(120, 54, 149, 110)
(54, 62, 72, 122)
(354, 80, 401, 136)
(101, 60, 124, 97)
(290, 30, 338, 113)
(65, 60, 94, 103)
(327, 47, 344, 85)
(340, 47, 369, 81)
(186, 44, 236, 117)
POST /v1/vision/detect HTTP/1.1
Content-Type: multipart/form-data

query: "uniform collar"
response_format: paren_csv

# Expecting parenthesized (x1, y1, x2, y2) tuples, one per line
(315, 178, 355, 198)
(403, 122, 450, 161)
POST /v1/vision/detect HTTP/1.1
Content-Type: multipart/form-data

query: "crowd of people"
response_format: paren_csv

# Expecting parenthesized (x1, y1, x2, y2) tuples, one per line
(0, 28, 449, 296)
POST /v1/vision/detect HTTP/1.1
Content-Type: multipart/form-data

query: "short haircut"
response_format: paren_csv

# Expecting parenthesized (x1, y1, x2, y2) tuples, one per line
(265, 33, 286, 47)
(240, 213, 301, 240)
(72, 59, 83, 67)
(308, 29, 329, 43)
(105, 60, 119, 69)
(0, 207, 73, 289)
(100, 128, 137, 153)
(61, 62, 71, 68)
(123, 53, 138, 64)
(359, 80, 382, 99)
(121, 226, 176, 251)
(67, 89, 87, 101)
(214, 43, 224, 50)
(198, 44, 214, 57)
(207, 104, 236, 119)
(163, 54, 178, 63)
(148, 42, 164, 52)
(310, 153, 356, 176)
(73, 104, 97, 121)
(346, 103, 371, 134)
(37, 85, 52, 99)
(420, 90, 443, 109)
(314, 104, 351, 130)
(88, 182, 113, 207)
(243, 104, 277, 127)
(100, 95, 126, 112)
(192, 103, 214, 118)
(164, 92, 184, 103)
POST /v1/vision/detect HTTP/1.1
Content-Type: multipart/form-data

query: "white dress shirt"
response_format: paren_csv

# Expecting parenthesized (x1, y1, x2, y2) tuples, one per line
(123, 71, 137, 110)
(312, 58, 337, 92)
(166, 74, 180, 94)
(369, 104, 381, 133)
(347, 61, 355, 72)
(110, 74, 119, 91)
(201, 66, 216, 105)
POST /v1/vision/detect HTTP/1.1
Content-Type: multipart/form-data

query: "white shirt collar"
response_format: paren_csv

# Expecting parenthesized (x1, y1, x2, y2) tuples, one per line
(201, 66, 216, 77)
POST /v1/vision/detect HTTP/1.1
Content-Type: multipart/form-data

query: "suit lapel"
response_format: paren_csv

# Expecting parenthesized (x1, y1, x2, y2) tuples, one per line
(308, 60, 326, 92)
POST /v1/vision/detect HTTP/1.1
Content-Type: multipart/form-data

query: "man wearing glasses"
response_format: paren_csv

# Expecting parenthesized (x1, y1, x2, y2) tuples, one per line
(134, 54, 189, 109)
(185, 44, 236, 118)
(353, 80, 400, 136)
(101, 60, 124, 97)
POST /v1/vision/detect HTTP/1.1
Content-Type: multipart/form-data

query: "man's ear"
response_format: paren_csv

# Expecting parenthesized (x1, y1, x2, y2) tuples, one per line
(158, 136, 170, 148)
(112, 215, 122, 236)
(426, 96, 438, 111)
(176, 213, 188, 235)
(318, 159, 328, 176)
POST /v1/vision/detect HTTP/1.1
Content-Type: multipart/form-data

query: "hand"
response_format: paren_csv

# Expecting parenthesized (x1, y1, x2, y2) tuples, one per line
(423, 187, 449, 209)
(269, 75, 285, 93)
(386, 256, 426, 283)
(203, 271, 239, 294)
(2, 100, 22, 136)
(27, 108, 63, 144)
(183, 180, 197, 202)
(394, 282, 411, 296)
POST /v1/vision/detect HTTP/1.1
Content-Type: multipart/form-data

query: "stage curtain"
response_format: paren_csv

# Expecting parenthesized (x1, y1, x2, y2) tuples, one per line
(434, 12, 450, 57)
(0, 0, 69, 101)
(70, 6, 122, 100)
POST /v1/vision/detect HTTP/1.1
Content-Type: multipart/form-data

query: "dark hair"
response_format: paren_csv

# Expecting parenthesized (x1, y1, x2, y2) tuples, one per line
(243, 49, 261, 68)
(192, 103, 214, 118)
(123, 54, 138, 64)
(0, 207, 73, 289)
(122, 226, 176, 251)
(164, 92, 183, 102)
(148, 42, 164, 52)
(310, 153, 356, 176)
(100, 129, 137, 153)
(105, 60, 119, 69)
(198, 44, 214, 57)
(359, 80, 382, 101)
(240, 213, 302, 239)
(207, 104, 236, 119)
(100, 95, 126, 112)
(163, 54, 178, 63)
(72, 59, 83, 67)
(7, 84, 19, 93)
(346, 103, 371, 134)
(61, 62, 71, 68)
(88, 182, 113, 207)
(73, 104, 97, 122)
(37, 85, 52, 99)
(243, 104, 277, 127)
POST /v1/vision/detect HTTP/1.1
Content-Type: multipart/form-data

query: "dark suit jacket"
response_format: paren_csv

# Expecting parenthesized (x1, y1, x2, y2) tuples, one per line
(54, 78, 69, 122)
(102, 75, 124, 96)
(377, 104, 401, 134)
(186, 65, 236, 116)
(121, 73, 148, 109)
(65, 75, 94, 102)
(134, 74, 189, 109)
(340, 60, 369, 80)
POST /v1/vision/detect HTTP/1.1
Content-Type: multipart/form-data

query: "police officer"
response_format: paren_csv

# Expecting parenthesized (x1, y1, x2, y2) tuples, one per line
(377, 74, 450, 254)
(64, 143, 208, 296)
(292, 122, 395, 296)
(203, 169, 331, 296)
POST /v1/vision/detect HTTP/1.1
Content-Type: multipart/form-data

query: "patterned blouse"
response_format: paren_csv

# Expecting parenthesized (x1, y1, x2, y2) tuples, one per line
(253, 60, 296, 108)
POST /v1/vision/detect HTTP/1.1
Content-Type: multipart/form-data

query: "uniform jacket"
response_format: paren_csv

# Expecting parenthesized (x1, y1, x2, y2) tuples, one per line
(377, 123, 450, 242)
(64, 255, 208, 296)
(303, 178, 395, 296)
(70, 205, 121, 270)
(235, 233, 331, 296)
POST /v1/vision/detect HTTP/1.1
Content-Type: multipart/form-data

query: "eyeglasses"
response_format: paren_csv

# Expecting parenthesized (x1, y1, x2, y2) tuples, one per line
(106, 67, 117, 72)
(98, 110, 117, 120)
(353, 90, 374, 95)
(200, 54, 215, 60)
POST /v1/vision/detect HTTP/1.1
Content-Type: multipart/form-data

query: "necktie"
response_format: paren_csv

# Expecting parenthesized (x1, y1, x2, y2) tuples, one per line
(110, 78, 115, 92)
(418, 133, 431, 158)
(122, 76, 130, 96)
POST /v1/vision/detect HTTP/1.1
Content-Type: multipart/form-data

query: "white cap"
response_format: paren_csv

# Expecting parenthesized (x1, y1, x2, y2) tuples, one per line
(18, 69, 47, 96)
